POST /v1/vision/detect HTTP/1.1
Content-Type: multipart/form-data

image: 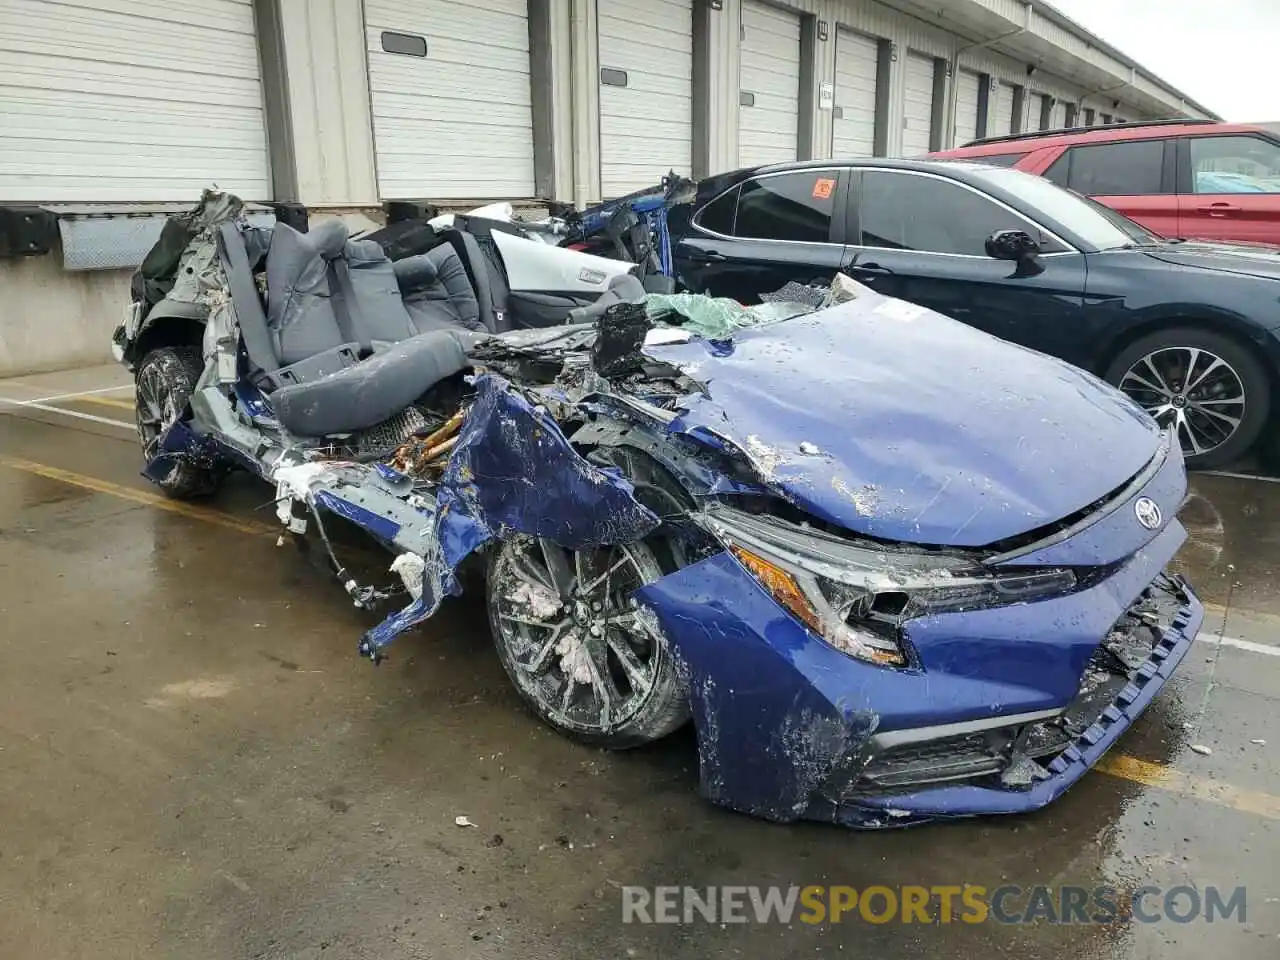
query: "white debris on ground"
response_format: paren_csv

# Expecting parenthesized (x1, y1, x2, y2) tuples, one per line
(510, 580, 563, 619)
(454, 815, 477, 828)
(390, 553, 426, 600)
(1250, 738, 1267, 745)
(1189, 744, 1213, 756)
(798, 441, 821, 455)
(555, 630, 594, 686)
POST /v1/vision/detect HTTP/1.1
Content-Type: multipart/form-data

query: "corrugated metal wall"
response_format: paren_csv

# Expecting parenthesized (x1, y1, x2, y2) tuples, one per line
(0, 0, 271, 203)
(3, 0, 1210, 209)
(737, 0, 803, 167)
(596, 0, 694, 197)
(364, 0, 536, 200)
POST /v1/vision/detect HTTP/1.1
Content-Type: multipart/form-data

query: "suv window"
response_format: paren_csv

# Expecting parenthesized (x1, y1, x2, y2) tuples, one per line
(858, 170, 1057, 256)
(1189, 136, 1280, 194)
(695, 186, 739, 234)
(1045, 140, 1165, 195)
(733, 172, 837, 242)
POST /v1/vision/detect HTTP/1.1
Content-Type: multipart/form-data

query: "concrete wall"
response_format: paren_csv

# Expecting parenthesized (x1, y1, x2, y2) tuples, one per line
(275, 0, 380, 206)
(0, 249, 130, 377)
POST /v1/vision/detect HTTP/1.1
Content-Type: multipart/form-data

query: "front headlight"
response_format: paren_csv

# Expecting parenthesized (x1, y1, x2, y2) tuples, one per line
(706, 505, 1076, 668)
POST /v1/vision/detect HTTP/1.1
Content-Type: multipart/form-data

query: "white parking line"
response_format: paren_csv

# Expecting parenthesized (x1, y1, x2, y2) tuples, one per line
(0, 384, 132, 406)
(2, 400, 134, 430)
(1198, 631, 1280, 657)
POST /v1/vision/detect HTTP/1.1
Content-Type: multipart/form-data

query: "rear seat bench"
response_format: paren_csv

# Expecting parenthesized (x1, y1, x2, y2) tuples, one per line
(218, 219, 479, 437)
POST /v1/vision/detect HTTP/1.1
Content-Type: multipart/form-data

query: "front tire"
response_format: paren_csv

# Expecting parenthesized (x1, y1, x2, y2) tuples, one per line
(486, 537, 689, 749)
(135, 345, 220, 499)
(1104, 327, 1270, 469)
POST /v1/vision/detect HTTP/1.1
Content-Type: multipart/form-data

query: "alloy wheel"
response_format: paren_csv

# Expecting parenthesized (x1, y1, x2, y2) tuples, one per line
(490, 538, 666, 735)
(1118, 346, 1246, 459)
(135, 361, 181, 458)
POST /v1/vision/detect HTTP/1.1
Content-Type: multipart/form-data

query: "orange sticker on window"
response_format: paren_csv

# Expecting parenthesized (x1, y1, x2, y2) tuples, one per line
(812, 177, 835, 199)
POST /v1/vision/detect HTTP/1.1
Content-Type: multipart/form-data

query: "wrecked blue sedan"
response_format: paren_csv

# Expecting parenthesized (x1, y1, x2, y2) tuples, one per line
(113, 192, 1202, 828)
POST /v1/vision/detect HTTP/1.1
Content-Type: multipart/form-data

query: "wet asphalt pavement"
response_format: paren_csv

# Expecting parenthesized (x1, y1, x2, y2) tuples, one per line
(0, 371, 1276, 959)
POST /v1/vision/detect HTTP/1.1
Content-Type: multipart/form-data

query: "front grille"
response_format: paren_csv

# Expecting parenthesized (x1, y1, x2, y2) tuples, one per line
(853, 732, 1007, 795)
(833, 574, 1187, 800)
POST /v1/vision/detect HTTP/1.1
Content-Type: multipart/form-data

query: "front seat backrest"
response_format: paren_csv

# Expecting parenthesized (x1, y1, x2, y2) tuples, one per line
(265, 220, 350, 366)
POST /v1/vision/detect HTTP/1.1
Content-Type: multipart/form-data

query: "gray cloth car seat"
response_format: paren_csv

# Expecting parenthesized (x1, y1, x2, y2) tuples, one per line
(220, 220, 474, 437)
(270, 329, 472, 438)
(434, 228, 512, 334)
(394, 244, 484, 333)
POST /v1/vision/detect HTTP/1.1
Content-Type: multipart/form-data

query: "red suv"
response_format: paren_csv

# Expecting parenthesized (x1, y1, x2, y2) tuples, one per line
(932, 120, 1280, 246)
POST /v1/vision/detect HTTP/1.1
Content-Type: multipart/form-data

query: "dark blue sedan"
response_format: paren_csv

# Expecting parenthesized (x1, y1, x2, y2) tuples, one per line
(672, 158, 1280, 469)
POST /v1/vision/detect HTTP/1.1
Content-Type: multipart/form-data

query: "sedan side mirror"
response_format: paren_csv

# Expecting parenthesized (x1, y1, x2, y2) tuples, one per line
(985, 229, 1041, 261)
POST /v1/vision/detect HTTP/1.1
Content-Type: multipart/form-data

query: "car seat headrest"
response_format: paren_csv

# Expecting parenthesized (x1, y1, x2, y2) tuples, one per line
(309, 218, 351, 259)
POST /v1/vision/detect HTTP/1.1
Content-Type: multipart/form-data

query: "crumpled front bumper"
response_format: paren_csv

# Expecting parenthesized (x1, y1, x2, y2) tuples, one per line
(636, 520, 1202, 828)
(826, 576, 1202, 827)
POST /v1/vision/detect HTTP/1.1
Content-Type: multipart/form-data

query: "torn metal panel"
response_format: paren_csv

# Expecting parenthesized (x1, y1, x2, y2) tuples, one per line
(435, 374, 661, 555)
(358, 375, 661, 659)
(636, 532, 1201, 828)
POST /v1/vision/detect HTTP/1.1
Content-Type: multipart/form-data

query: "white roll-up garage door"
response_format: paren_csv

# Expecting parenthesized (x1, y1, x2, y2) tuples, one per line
(989, 80, 1014, 138)
(832, 28, 879, 158)
(901, 52, 935, 156)
(738, 0, 801, 168)
(953, 69, 981, 146)
(365, 0, 534, 200)
(0, 0, 269, 203)
(1050, 99, 1067, 130)
(597, 0, 692, 198)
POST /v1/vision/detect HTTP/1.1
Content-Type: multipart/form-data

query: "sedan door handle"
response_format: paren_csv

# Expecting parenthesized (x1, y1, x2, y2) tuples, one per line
(1196, 202, 1242, 216)
(685, 250, 727, 264)
(849, 262, 894, 276)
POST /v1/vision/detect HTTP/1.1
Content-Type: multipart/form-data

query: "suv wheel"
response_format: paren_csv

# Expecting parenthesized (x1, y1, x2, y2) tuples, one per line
(1104, 327, 1270, 469)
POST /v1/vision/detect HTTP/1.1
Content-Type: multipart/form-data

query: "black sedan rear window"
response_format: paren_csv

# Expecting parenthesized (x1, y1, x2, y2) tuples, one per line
(695, 186, 739, 235)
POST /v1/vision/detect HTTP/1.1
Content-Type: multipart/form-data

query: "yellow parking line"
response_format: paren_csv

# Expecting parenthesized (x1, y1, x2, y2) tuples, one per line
(1096, 754, 1280, 820)
(78, 395, 136, 410)
(2, 453, 1278, 821)
(0, 455, 276, 537)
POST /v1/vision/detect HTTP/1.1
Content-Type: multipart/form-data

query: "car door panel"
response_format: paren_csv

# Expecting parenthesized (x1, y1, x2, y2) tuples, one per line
(1177, 194, 1280, 245)
(678, 234, 846, 301)
(849, 169, 1089, 362)
(1040, 139, 1176, 239)
(675, 170, 848, 301)
(1177, 135, 1280, 245)
(845, 248, 1089, 362)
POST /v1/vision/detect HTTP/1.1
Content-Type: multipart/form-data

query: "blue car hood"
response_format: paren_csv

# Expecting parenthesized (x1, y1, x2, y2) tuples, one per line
(646, 295, 1160, 548)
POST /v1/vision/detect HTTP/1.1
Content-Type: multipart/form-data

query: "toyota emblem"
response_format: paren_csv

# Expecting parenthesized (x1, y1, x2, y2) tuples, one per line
(1134, 497, 1162, 530)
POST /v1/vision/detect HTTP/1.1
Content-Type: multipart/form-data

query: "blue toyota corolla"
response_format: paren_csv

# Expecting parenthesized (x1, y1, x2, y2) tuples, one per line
(627, 295, 1201, 828)
(117, 193, 1201, 829)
